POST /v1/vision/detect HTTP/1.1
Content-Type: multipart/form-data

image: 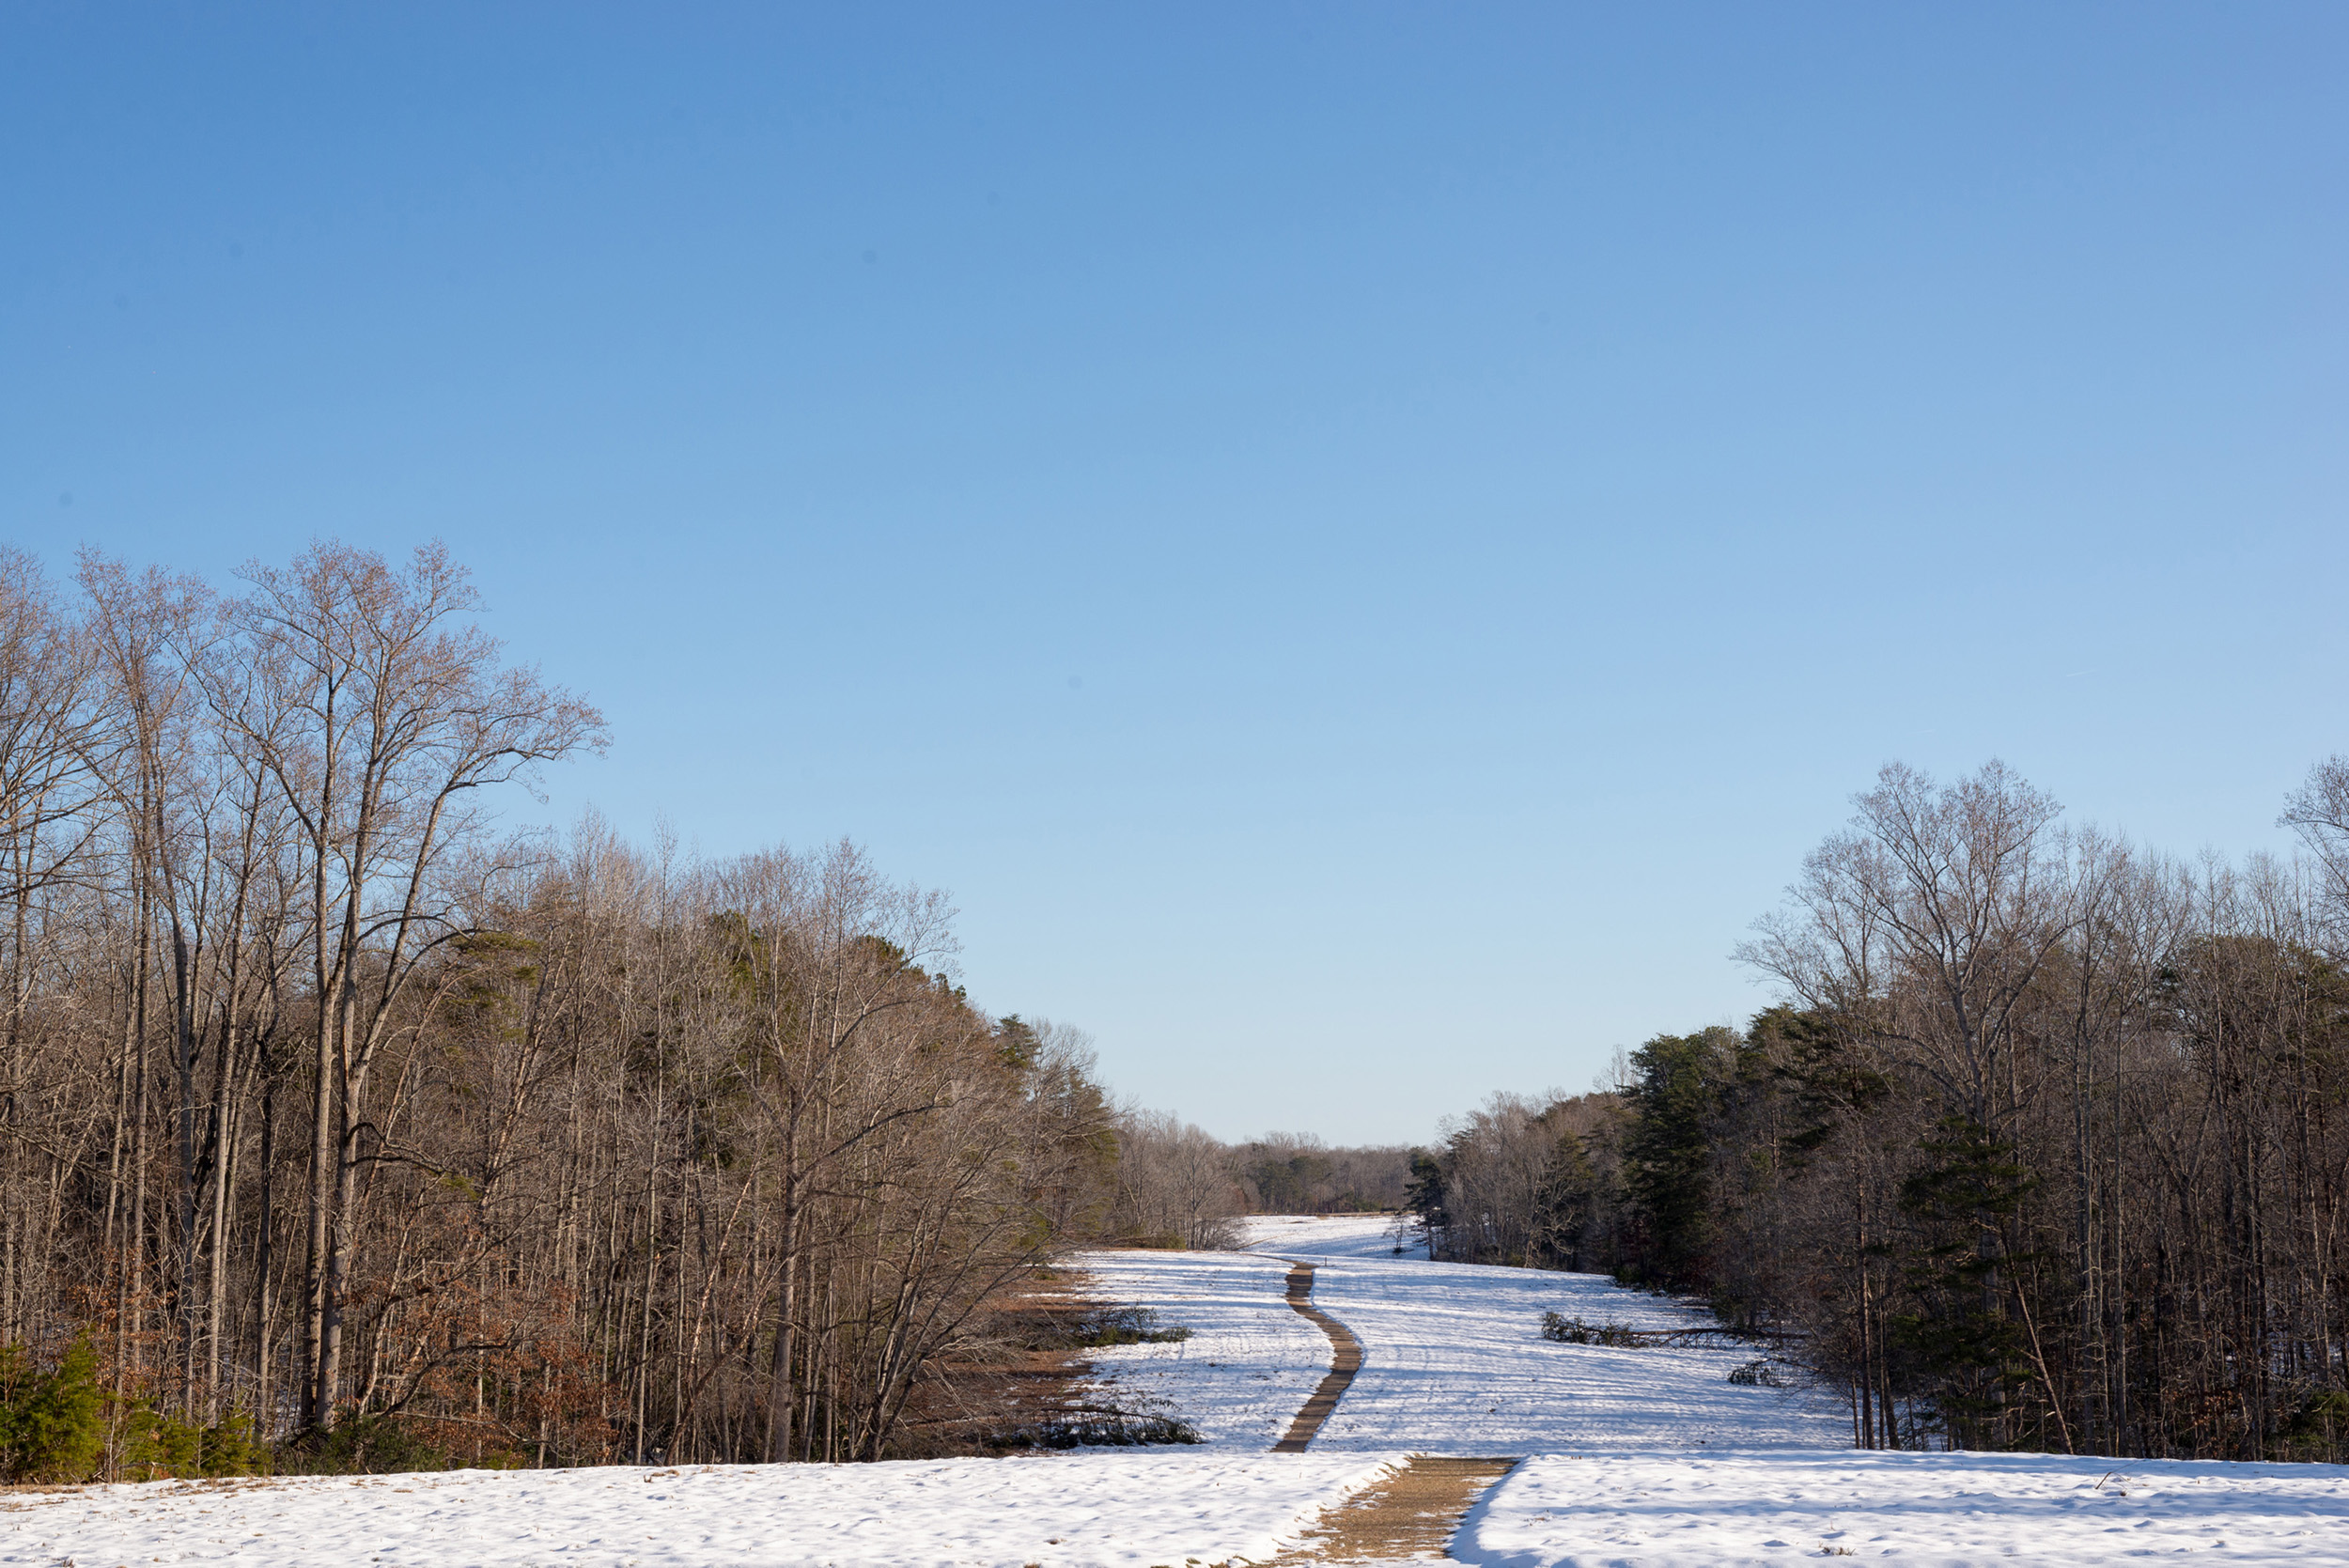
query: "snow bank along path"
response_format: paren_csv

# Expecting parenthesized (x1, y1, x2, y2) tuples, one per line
(2, 1452, 1404, 1568)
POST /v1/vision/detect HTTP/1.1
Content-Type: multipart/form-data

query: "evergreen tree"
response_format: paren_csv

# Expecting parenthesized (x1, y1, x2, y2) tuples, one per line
(1621, 1029, 1733, 1288)
(0, 1338, 106, 1483)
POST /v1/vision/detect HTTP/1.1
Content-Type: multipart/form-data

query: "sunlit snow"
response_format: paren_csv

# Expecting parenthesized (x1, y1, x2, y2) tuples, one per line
(14, 1214, 2346, 1565)
(0, 1451, 1402, 1568)
(1079, 1214, 1845, 1453)
(1472, 1450, 2349, 1566)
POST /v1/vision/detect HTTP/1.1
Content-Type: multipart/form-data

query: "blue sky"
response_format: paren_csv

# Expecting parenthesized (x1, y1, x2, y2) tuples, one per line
(7, 3, 2344, 1143)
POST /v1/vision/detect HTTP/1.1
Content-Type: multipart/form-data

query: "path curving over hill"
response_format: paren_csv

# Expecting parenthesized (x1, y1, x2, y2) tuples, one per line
(1269, 1260, 1364, 1452)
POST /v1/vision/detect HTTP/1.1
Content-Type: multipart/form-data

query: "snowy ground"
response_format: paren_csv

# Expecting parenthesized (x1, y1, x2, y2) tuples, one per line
(1240, 1212, 1413, 1260)
(0, 1451, 1401, 1568)
(1077, 1247, 1336, 1449)
(1079, 1214, 1846, 1453)
(21, 1215, 2348, 1565)
(1467, 1450, 2349, 1566)
(1084, 1216, 2349, 1563)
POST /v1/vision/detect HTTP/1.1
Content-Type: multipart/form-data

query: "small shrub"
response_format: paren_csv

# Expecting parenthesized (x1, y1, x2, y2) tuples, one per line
(988, 1412, 1202, 1450)
(0, 1337, 106, 1483)
(120, 1407, 272, 1480)
(1033, 1307, 1192, 1350)
(1728, 1358, 1795, 1388)
(278, 1413, 454, 1475)
(1540, 1312, 1641, 1347)
(2280, 1389, 2349, 1457)
(1078, 1307, 1190, 1347)
(0, 1336, 272, 1483)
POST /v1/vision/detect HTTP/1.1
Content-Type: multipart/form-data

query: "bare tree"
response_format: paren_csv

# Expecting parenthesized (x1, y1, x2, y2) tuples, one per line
(0, 538, 1237, 1478)
(213, 541, 605, 1431)
(1111, 1108, 1242, 1250)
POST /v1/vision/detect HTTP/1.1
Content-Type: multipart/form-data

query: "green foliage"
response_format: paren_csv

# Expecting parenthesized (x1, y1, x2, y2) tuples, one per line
(0, 1337, 105, 1483)
(193, 1410, 272, 1477)
(277, 1413, 455, 1475)
(1622, 1028, 1736, 1289)
(994, 1014, 1041, 1069)
(1403, 1149, 1448, 1235)
(117, 1406, 272, 1481)
(1247, 1149, 1334, 1212)
(438, 930, 545, 1043)
(1072, 1307, 1190, 1347)
(1750, 1005, 1884, 1161)
(0, 1335, 272, 1483)
(1017, 1041, 1122, 1241)
(1124, 1231, 1189, 1250)
(2282, 1390, 2349, 1455)
(1890, 1117, 2042, 1443)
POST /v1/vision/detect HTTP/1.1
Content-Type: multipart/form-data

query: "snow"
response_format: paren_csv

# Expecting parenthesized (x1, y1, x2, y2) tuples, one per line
(1466, 1450, 2349, 1566)
(1, 1451, 1403, 1568)
(1082, 1214, 1846, 1453)
(1093, 1217, 2349, 1562)
(1238, 1212, 1411, 1260)
(24, 1216, 2347, 1565)
(1075, 1248, 1337, 1449)
(1278, 1254, 1842, 1454)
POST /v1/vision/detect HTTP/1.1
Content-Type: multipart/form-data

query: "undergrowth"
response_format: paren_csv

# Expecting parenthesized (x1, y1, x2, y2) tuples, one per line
(987, 1411, 1203, 1450)
(1030, 1306, 1192, 1350)
(0, 1338, 272, 1483)
(1728, 1358, 1797, 1388)
(1540, 1311, 1642, 1346)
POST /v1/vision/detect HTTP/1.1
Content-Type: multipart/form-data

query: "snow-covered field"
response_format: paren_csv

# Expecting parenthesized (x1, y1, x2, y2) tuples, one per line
(1080, 1214, 1845, 1452)
(1469, 1451, 2349, 1566)
(1240, 1212, 1412, 1259)
(0, 1451, 1401, 1568)
(18, 1213, 2348, 1565)
(1077, 1247, 1336, 1449)
(1085, 1216, 2349, 1563)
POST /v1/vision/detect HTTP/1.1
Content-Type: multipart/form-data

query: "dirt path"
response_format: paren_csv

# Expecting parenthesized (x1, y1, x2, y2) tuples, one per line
(1265, 1454, 1518, 1563)
(1270, 1260, 1364, 1452)
(1263, 1262, 1514, 1561)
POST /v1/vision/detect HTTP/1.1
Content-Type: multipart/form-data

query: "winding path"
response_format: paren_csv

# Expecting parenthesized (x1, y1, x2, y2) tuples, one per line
(1269, 1260, 1364, 1452)
(1267, 1254, 1520, 1560)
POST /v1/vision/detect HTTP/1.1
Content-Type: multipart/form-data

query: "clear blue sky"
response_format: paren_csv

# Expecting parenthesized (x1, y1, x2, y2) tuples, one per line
(7, 4, 2344, 1144)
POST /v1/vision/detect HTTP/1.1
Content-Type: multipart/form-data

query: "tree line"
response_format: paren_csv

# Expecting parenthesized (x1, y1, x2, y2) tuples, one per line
(1110, 1122, 1409, 1250)
(1406, 759, 2349, 1463)
(0, 540, 1320, 1480)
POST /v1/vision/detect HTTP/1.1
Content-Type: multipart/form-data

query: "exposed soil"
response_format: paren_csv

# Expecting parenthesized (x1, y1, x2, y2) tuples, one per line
(1265, 1454, 1519, 1563)
(893, 1281, 1128, 1456)
(1271, 1260, 1364, 1452)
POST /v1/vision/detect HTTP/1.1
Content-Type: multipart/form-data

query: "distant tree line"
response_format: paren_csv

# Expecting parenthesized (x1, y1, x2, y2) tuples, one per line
(1230, 1132, 1411, 1216)
(1406, 760, 2349, 1464)
(1106, 1122, 1411, 1250)
(0, 540, 1361, 1480)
